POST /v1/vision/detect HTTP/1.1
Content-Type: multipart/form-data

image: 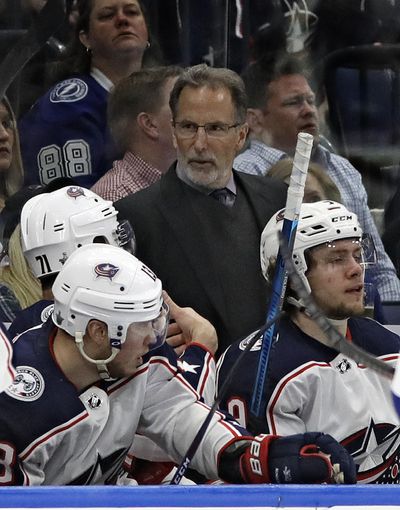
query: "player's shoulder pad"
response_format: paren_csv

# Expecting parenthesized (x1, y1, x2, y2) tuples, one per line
(349, 316, 400, 356)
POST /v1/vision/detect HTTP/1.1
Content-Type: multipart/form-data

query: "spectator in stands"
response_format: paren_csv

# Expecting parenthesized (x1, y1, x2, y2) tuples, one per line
(14, 0, 77, 117)
(92, 65, 182, 202)
(0, 98, 23, 211)
(19, 0, 161, 189)
(268, 158, 341, 203)
(234, 57, 400, 302)
(115, 64, 288, 354)
(0, 186, 44, 324)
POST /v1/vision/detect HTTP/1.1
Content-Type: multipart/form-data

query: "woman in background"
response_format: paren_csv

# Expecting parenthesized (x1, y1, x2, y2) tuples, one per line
(0, 186, 43, 325)
(19, 0, 161, 189)
(0, 98, 23, 212)
(268, 158, 342, 203)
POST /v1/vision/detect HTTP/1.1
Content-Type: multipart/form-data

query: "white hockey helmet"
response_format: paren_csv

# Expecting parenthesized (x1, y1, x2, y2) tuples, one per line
(52, 244, 168, 378)
(260, 200, 367, 293)
(20, 186, 135, 278)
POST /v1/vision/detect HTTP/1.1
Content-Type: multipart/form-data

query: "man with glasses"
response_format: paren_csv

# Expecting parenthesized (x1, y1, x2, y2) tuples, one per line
(217, 201, 400, 483)
(116, 64, 287, 354)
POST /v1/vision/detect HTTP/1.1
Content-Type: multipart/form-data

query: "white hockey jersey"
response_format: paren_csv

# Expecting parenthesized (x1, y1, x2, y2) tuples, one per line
(0, 320, 239, 485)
(217, 315, 400, 483)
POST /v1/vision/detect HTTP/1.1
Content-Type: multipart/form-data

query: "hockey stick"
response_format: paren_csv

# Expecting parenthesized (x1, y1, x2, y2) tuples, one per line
(0, 0, 66, 101)
(169, 310, 284, 485)
(278, 231, 394, 379)
(250, 131, 313, 416)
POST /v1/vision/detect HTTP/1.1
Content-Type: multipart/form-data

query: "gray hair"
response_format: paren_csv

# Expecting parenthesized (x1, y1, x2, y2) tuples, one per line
(169, 64, 248, 124)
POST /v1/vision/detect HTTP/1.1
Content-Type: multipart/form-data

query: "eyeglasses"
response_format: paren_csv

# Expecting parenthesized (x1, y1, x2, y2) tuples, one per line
(173, 121, 241, 139)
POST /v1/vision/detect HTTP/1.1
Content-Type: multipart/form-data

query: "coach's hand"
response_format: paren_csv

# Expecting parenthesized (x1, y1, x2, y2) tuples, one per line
(219, 432, 356, 484)
(164, 292, 218, 355)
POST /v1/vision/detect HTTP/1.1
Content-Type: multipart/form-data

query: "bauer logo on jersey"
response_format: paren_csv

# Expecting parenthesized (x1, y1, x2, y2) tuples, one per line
(40, 304, 54, 323)
(95, 263, 119, 280)
(6, 366, 45, 401)
(239, 332, 263, 352)
(50, 78, 88, 103)
(66, 186, 85, 199)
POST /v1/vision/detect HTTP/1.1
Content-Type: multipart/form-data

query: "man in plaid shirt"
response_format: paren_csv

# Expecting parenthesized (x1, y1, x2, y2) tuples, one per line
(92, 66, 182, 202)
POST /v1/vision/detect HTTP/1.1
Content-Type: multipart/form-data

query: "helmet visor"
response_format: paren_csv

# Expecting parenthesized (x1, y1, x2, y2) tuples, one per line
(360, 233, 376, 267)
(117, 219, 136, 255)
(311, 235, 376, 274)
(129, 301, 170, 352)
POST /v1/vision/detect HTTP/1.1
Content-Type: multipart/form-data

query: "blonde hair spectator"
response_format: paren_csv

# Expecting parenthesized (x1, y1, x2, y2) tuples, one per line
(0, 225, 41, 310)
(268, 158, 342, 203)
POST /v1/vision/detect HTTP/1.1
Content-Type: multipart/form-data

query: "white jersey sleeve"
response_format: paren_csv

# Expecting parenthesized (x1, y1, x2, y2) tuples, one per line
(0, 326, 15, 393)
(137, 353, 241, 479)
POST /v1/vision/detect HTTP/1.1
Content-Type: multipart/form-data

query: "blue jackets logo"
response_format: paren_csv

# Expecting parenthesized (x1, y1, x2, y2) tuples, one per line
(66, 186, 85, 199)
(94, 263, 119, 280)
(5, 366, 45, 401)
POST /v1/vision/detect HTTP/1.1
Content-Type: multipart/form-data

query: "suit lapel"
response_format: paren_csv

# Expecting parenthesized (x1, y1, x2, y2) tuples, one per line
(234, 171, 272, 232)
(156, 168, 229, 321)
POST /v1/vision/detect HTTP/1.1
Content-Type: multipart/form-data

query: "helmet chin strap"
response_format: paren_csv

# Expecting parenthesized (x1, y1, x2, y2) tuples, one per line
(287, 296, 308, 314)
(287, 296, 349, 340)
(75, 332, 119, 381)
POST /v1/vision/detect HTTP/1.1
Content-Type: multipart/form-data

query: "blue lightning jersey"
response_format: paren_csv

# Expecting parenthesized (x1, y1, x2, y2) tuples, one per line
(19, 72, 119, 188)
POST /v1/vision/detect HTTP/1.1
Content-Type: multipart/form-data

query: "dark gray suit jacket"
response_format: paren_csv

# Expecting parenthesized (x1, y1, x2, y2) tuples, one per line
(115, 164, 287, 354)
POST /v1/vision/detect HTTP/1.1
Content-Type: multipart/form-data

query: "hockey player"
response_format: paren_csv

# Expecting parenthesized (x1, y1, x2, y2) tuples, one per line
(8, 185, 218, 483)
(8, 185, 134, 338)
(0, 243, 356, 485)
(216, 200, 400, 483)
(11, 185, 216, 405)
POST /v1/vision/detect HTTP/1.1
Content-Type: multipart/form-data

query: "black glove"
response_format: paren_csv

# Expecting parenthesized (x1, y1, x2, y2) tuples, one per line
(218, 432, 356, 484)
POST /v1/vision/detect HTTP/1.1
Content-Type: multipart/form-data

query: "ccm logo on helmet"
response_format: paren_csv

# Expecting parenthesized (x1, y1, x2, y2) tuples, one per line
(332, 215, 353, 222)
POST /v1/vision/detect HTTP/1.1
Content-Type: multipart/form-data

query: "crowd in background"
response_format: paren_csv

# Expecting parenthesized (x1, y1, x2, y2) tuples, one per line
(1, 0, 400, 487)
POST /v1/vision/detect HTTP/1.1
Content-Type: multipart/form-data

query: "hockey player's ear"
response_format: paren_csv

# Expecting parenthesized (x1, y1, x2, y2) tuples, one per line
(86, 320, 109, 348)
